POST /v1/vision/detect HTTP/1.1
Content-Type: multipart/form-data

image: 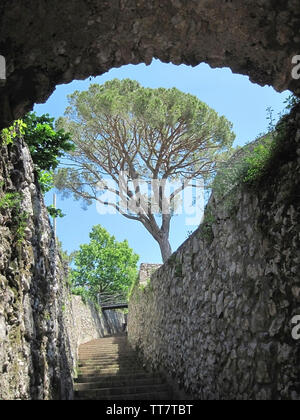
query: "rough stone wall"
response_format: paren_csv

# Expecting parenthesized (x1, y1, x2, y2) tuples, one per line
(0, 0, 300, 129)
(0, 138, 127, 399)
(128, 106, 300, 400)
(0, 138, 73, 400)
(139, 264, 162, 285)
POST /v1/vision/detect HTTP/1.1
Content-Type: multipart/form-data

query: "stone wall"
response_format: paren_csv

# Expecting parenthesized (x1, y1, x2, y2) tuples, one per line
(0, 137, 126, 399)
(128, 106, 300, 400)
(0, 138, 73, 400)
(139, 264, 162, 285)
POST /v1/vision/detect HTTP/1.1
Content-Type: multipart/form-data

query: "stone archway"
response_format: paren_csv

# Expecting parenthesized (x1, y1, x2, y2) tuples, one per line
(0, 0, 299, 129)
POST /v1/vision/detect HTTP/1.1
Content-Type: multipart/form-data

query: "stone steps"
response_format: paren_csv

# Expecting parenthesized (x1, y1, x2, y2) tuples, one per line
(78, 356, 142, 365)
(75, 391, 171, 400)
(75, 384, 170, 399)
(78, 360, 139, 367)
(74, 377, 163, 391)
(76, 372, 160, 383)
(74, 335, 174, 400)
(78, 368, 147, 376)
(78, 352, 136, 358)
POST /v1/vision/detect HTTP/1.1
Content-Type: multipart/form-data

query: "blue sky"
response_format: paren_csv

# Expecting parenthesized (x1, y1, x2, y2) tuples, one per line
(34, 60, 290, 264)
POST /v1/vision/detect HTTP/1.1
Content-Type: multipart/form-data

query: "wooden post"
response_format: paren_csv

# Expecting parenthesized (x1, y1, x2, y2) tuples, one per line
(53, 193, 57, 241)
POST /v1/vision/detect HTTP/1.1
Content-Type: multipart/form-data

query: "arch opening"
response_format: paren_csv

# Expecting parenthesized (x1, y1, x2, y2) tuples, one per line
(32, 59, 291, 264)
(0, 0, 299, 129)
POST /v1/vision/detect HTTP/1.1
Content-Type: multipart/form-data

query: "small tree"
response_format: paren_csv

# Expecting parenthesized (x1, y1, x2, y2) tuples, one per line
(55, 79, 235, 261)
(1, 112, 73, 217)
(23, 112, 74, 217)
(71, 225, 139, 303)
(23, 112, 74, 172)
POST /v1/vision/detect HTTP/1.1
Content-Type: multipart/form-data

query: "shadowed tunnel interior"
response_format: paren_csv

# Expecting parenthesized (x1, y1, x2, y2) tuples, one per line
(0, 0, 299, 130)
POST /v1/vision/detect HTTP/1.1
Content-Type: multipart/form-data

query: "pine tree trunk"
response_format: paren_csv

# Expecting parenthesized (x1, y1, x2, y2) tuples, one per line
(158, 234, 172, 263)
(141, 214, 172, 263)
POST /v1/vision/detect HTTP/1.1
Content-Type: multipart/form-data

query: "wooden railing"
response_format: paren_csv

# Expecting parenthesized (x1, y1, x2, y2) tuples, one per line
(97, 291, 128, 310)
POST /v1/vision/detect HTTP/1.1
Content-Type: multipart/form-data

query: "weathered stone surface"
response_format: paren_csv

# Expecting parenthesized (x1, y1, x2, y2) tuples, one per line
(139, 263, 162, 285)
(0, 138, 73, 400)
(0, 0, 300, 129)
(128, 104, 300, 400)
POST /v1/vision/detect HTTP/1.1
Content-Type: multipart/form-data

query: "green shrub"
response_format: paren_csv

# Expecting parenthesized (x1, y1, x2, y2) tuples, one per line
(46, 205, 65, 219)
(0, 190, 28, 244)
(242, 137, 274, 184)
(0, 192, 22, 210)
(211, 97, 300, 199)
(38, 170, 54, 194)
(212, 134, 276, 199)
(1, 120, 26, 146)
(1, 113, 73, 219)
(199, 208, 215, 242)
(15, 211, 29, 244)
(22, 112, 74, 172)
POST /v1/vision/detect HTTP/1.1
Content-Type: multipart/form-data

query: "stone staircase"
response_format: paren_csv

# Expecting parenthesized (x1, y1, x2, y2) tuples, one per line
(74, 335, 174, 400)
